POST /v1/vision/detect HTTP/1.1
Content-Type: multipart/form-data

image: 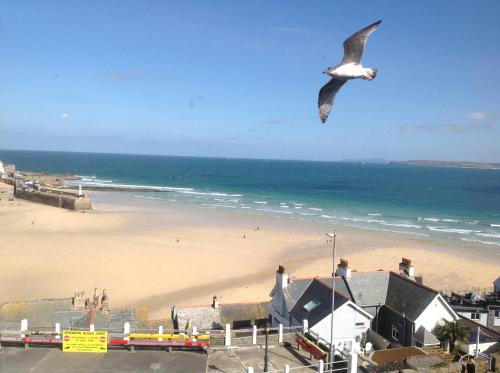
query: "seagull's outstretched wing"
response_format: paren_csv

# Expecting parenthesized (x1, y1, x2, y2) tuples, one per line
(342, 20, 382, 64)
(318, 78, 347, 123)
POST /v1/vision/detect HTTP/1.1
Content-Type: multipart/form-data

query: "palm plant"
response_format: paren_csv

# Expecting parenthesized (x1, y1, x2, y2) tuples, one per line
(435, 319, 469, 353)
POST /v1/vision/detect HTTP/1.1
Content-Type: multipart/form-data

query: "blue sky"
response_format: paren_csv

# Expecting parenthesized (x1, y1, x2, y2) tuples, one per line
(1, 1, 499, 162)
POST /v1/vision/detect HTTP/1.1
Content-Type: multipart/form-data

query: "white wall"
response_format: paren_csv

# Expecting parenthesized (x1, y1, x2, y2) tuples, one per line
(458, 341, 498, 355)
(414, 295, 458, 332)
(456, 311, 488, 326)
(311, 302, 372, 348)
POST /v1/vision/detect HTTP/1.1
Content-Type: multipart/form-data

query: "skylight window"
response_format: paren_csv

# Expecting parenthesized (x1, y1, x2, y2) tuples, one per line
(303, 299, 320, 312)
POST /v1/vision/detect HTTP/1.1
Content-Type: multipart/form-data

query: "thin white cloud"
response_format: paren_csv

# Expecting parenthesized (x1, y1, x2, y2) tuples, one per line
(60, 113, 68, 119)
(102, 71, 140, 81)
(400, 123, 494, 133)
(467, 112, 500, 121)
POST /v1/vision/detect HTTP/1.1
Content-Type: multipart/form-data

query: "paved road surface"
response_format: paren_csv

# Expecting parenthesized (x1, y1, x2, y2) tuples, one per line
(0, 347, 207, 373)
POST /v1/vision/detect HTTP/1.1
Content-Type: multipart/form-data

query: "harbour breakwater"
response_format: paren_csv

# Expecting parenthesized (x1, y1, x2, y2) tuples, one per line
(15, 189, 92, 211)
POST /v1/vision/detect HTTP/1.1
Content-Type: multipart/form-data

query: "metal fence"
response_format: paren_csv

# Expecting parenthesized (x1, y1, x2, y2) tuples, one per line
(0, 319, 304, 350)
(245, 356, 351, 373)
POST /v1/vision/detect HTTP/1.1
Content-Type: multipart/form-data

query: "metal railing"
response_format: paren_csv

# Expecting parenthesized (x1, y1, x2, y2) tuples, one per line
(244, 357, 351, 373)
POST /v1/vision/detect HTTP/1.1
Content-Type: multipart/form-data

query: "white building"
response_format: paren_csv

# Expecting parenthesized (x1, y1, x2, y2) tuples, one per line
(454, 306, 489, 327)
(457, 317, 500, 355)
(271, 258, 460, 349)
(270, 266, 373, 350)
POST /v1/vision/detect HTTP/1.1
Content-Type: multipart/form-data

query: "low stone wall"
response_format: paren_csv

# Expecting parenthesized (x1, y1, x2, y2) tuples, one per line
(15, 190, 92, 211)
(408, 358, 487, 372)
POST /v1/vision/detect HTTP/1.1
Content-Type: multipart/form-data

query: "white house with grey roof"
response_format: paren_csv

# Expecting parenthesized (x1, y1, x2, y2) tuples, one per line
(270, 266, 373, 350)
(335, 259, 460, 347)
(271, 258, 460, 350)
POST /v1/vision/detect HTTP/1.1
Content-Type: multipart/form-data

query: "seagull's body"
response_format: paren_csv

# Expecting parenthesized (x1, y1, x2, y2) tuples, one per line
(318, 20, 382, 123)
(326, 63, 373, 80)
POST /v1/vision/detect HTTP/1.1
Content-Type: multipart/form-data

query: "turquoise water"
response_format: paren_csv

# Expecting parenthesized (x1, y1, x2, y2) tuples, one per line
(1, 149, 500, 249)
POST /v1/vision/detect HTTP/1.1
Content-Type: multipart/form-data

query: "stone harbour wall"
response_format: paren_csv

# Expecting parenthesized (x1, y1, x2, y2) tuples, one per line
(15, 190, 92, 211)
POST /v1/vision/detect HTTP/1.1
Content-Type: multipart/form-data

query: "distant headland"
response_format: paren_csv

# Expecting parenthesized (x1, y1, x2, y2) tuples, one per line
(390, 160, 500, 169)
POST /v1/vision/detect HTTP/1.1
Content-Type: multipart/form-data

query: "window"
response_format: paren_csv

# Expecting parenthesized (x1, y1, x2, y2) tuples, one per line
(471, 313, 480, 320)
(303, 299, 320, 312)
(494, 311, 500, 318)
(391, 325, 399, 340)
(356, 322, 365, 326)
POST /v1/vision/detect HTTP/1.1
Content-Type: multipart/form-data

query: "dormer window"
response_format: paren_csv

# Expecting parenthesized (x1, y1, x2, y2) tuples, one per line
(303, 299, 320, 312)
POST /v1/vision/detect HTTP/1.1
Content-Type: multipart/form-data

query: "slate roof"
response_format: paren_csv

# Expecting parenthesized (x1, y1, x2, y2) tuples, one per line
(289, 279, 349, 327)
(219, 302, 271, 326)
(175, 301, 271, 330)
(458, 316, 500, 343)
(317, 277, 351, 299)
(282, 279, 311, 311)
(415, 325, 440, 345)
(53, 310, 88, 328)
(175, 306, 221, 330)
(61, 309, 136, 331)
(344, 271, 390, 308)
(452, 305, 489, 313)
(384, 272, 438, 321)
(0, 298, 74, 326)
(71, 311, 109, 329)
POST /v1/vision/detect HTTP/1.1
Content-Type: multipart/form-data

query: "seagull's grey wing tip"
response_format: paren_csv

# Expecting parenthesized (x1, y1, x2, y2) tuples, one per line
(342, 20, 382, 64)
(318, 78, 347, 124)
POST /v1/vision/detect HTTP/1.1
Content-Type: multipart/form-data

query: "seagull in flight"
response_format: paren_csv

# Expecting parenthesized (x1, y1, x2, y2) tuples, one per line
(318, 20, 382, 124)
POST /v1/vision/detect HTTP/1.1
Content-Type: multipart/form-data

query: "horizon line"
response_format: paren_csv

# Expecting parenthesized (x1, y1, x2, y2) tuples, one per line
(0, 148, 499, 165)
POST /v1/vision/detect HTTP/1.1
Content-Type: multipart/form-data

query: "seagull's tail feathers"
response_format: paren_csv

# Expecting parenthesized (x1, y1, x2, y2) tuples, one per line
(362, 68, 378, 81)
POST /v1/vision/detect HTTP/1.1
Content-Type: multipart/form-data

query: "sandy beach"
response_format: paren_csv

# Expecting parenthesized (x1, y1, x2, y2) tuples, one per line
(0, 183, 498, 320)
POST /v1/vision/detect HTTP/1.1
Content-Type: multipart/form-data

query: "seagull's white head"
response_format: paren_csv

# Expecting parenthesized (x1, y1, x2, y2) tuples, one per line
(323, 66, 333, 74)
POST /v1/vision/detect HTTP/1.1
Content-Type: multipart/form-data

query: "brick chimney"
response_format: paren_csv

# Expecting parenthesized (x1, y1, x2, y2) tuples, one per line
(399, 257, 415, 277)
(276, 265, 289, 289)
(336, 259, 351, 278)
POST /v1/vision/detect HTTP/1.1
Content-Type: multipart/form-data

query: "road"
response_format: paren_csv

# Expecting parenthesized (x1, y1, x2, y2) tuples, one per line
(0, 347, 207, 373)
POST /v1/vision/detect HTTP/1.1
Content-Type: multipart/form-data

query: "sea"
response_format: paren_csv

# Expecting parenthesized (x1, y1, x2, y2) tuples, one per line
(1, 149, 500, 251)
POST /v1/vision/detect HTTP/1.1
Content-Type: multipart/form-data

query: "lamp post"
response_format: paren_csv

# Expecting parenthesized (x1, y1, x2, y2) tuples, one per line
(264, 321, 270, 372)
(326, 229, 337, 370)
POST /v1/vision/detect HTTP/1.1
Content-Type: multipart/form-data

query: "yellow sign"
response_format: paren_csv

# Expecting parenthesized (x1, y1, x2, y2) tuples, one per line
(62, 330, 108, 353)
